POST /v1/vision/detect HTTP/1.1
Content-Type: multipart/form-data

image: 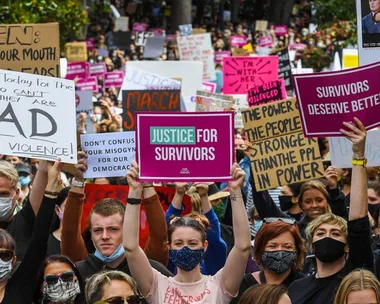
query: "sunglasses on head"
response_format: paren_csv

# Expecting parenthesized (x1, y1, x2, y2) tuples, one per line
(0, 250, 14, 262)
(44, 271, 75, 285)
(263, 217, 296, 225)
(94, 295, 145, 304)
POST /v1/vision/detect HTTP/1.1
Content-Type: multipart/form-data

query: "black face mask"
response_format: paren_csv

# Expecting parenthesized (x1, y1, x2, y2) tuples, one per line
(313, 237, 346, 263)
(368, 203, 380, 220)
(235, 149, 246, 163)
(279, 196, 294, 211)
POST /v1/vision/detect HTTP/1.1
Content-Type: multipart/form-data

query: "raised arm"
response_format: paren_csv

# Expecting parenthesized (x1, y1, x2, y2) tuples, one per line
(123, 161, 154, 296)
(222, 164, 251, 295)
(61, 152, 88, 262)
(165, 183, 188, 225)
(29, 160, 48, 216)
(325, 166, 348, 219)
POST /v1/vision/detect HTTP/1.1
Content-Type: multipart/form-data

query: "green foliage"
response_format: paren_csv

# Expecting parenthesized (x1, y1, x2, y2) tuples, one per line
(0, 0, 88, 48)
(311, 0, 357, 26)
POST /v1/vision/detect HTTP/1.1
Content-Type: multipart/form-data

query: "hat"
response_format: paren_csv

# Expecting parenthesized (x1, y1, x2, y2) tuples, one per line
(15, 163, 31, 175)
(187, 183, 230, 201)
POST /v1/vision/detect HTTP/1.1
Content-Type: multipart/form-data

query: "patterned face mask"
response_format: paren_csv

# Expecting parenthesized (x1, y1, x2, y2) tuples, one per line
(212, 201, 225, 220)
(169, 247, 205, 272)
(43, 279, 80, 302)
(261, 250, 297, 274)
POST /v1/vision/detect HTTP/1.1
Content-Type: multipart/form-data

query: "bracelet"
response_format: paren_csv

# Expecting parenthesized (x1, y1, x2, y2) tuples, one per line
(45, 190, 60, 196)
(230, 194, 243, 201)
(45, 194, 58, 199)
(127, 197, 142, 205)
(143, 185, 154, 189)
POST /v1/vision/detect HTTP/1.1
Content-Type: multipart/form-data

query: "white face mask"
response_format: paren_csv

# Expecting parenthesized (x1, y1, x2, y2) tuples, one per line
(43, 279, 80, 302)
(0, 193, 15, 221)
(0, 258, 13, 283)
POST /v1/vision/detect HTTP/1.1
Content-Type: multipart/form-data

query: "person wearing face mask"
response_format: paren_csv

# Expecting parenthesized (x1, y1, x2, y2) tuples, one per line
(231, 218, 305, 304)
(165, 183, 227, 275)
(288, 118, 374, 304)
(279, 183, 304, 222)
(15, 162, 32, 205)
(124, 162, 251, 303)
(33, 255, 84, 304)
(60, 152, 172, 283)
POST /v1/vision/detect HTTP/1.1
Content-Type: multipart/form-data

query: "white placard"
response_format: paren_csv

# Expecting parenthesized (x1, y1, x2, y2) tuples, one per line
(329, 129, 380, 168)
(81, 132, 135, 178)
(179, 24, 192, 36)
(0, 70, 77, 163)
(75, 91, 94, 134)
(114, 17, 129, 31)
(135, 31, 154, 46)
(231, 95, 249, 129)
(177, 33, 216, 81)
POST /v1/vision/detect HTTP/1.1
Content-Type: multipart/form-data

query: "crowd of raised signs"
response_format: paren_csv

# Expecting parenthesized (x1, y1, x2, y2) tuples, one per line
(0, 1, 379, 304)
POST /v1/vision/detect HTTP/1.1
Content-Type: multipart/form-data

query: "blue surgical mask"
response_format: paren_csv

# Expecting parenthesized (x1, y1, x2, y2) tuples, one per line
(169, 246, 204, 272)
(254, 220, 263, 233)
(96, 114, 102, 121)
(94, 244, 125, 263)
(18, 176, 31, 188)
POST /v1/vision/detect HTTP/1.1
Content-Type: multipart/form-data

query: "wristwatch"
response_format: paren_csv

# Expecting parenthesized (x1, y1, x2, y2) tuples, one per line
(352, 156, 367, 166)
(71, 179, 85, 188)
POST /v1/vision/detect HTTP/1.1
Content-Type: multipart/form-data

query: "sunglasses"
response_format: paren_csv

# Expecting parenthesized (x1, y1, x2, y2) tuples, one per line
(44, 271, 75, 285)
(263, 217, 296, 225)
(0, 250, 14, 262)
(94, 295, 145, 304)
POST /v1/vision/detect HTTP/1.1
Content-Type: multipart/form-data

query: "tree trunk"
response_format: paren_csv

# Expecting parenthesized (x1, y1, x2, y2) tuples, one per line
(171, 0, 192, 31)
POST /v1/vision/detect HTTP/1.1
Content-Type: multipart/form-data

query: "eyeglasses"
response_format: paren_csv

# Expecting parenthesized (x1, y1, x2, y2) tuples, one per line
(0, 250, 14, 262)
(44, 271, 75, 285)
(263, 217, 296, 225)
(94, 295, 145, 304)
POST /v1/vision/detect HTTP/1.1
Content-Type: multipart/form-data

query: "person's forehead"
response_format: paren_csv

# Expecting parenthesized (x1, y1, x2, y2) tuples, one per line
(0, 177, 13, 192)
(266, 231, 295, 244)
(172, 227, 202, 240)
(316, 223, 343, 232)
(91, 213, 123, 227)
(44, 262, 73, 276)
(102, 280, 134, 300)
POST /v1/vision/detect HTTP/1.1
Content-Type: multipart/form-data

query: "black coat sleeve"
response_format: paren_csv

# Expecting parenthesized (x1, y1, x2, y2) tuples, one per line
(328, 187, 348, 219)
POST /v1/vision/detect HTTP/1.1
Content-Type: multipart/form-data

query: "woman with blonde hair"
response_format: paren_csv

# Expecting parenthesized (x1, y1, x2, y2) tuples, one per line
(334, 269, 380, 304)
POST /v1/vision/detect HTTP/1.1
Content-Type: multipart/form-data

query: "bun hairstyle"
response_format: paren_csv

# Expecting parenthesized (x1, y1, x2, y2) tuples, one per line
(168, 216, 208, 244)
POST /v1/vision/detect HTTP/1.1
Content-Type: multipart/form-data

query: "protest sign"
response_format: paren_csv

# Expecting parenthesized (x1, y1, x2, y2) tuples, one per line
(230, 35, 248, 47)
(75, 90, 94, 134)
(104, 72, 124, 88)
(177, 33, 216, 81)
(0, 69, 77, 163)
(202, 82, 217, 93)
(223, 56, 279, 94)
(65, 42, 88, 62)
(257, 36, 273, 47)
(114, 17, 129, 32)
(288, 43, 307, 51)
(342, 49, 359, 69)
(293, 61, 380, 137)
(242, 98, 324, 190)
(143, 36, 165, 58)
(66, 62, 89, 80)
(215, 51, 230, 63)
(132, 23, 147, 32)
(121, 89, 181, 131)
(232, 95, 249, 129)
(112, 31, 132, 50)
(135, 31, 154, 47)
(76, 77, 98, 92)
(98, 48, 109, 58)
(81, 132, 135, 178)
(135, 112, 234, 182)
(255, 20, 268, 31)
(0, 23, 60, 77)
(274, 25, 288, 36)
(85, 39, 94, 51)
(196, 91, 233, 112)
(247, 79, 287, 106)
(82, 184, 192, 247)
(192, 28, 207, 35)
(150, 28, 164, 36)
(232, 48, 249, 57)
(179, 24, 192, 36)
(272, 48, 293, 92)
(165, 34, 177, 42)
(329, 129, 380, 168)
(89, 63, 107, 78)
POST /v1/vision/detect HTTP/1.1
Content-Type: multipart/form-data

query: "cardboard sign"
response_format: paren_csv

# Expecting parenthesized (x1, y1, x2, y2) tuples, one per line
(66, 62, 89, 80)
(274, 25, 288, 36)
(143, 36, 165, 58)
(179, 24, 193, 36)
(65, 42, 88, 62)
(82, 184, 192, 248)
(202, 82, 217, 93)
(223, 56, 279, 94)
(230, 35, 248, 47)
(81, 132, 135, 178)
(132, 23, 147, 32)
(114, 17, 129, 32)
(329, 129, 380, 168)
(196, 91, 233, 112)
(135, 31, 154, 47)
(255, 20, 268, 31)
(215, 51, 230, 63)
(75, 90, 94, 134)
(342, 49, 359, 69)
(76, 77, 98, 92)
(257, 36, 273, 47)
(121, 89, 181, 131)
(242, 98, 324, 190)
(272, 48, 293, 92)
(0, 23, 60, 77)
(104, 72, 124, 88)
(0, 69, 77, 163)
(248, 79, 287, 106)
(232, 48, 249, 57)
(177, 33, 216, 81)
(232, 95, 249, 129)
(135, 112, 234, 182)
(293, 61, 380, 137)
(192, 28, 207, 35)
(89, 63, 107, 77)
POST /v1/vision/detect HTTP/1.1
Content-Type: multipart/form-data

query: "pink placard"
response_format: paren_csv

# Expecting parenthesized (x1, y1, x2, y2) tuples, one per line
(133, 23, 148, 32)
(66, 62, 89, 80)
(165, 34, 177, 41)
(135, 112, 234, 182)
(90, 63, 107, 77)
(86, 38, 95, 51)
(230, 35, 248, 47)
(76, 76, 98, 92)
(202, 82, 217, 93)
(223, 56, 279, 94)
(104, 72, 124, 88)
(215, 51, 230, 63)
(150, 28, 164, 36)
(289, 43, 307, 51)
(293, 61, 380, 137)
(247, 79, 287, 106)
(257, 36, 273, 47)
(274, 25, 288, 36)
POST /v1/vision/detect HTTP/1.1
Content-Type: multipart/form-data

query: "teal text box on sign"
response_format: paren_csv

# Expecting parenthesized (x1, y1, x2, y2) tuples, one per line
(150, 127, 196, 145)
